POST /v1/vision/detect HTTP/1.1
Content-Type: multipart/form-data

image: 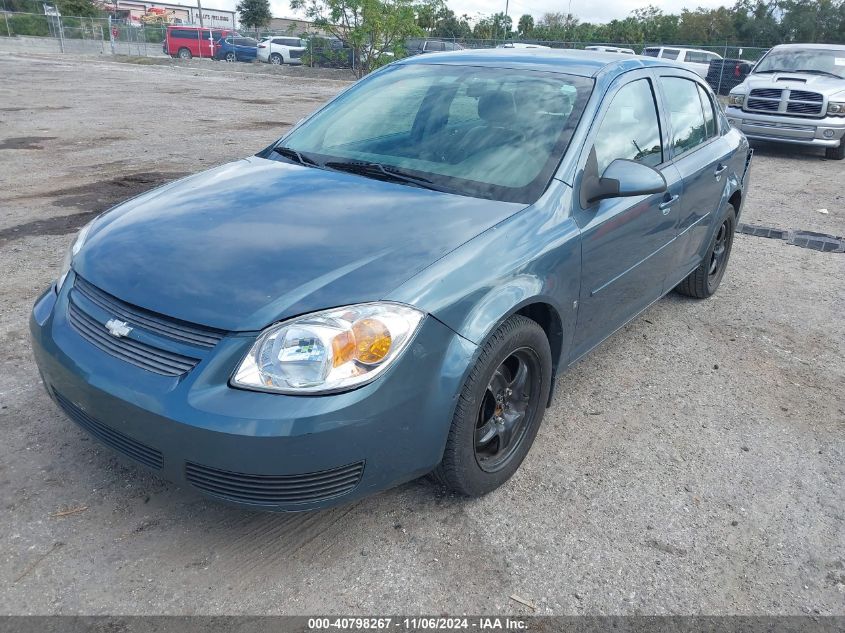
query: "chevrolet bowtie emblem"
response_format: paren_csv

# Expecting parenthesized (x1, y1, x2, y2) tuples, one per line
(105, 318, 133, 338)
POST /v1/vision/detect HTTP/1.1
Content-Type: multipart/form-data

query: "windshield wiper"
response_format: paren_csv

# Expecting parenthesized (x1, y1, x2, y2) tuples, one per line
(323, 160, 443, 192)
(273, 146, 318, 167)
(792, 69, 842, 79)
(755, 69, 842, 79)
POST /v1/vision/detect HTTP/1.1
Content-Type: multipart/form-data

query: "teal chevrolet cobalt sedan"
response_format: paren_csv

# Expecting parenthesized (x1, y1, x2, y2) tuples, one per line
(31, 49, 752, 510)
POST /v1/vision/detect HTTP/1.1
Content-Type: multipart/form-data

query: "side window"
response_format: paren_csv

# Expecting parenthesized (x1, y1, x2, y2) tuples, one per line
(660, 48, 681, 60)
(642, 48, 659, 57)
(696, 83, 717, 138)
(660, 77, 707, 154)
(593, 78, 663, 173)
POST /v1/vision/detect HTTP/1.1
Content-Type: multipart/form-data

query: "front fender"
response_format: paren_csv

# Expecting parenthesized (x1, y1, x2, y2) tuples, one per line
(389, 180, 582, 370)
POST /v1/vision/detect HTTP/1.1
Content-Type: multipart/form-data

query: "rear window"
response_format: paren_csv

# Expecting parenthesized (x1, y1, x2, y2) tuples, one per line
(272, 37, 302, 47)
(642, 48, 659, 57)
(660, 48, 681, 60)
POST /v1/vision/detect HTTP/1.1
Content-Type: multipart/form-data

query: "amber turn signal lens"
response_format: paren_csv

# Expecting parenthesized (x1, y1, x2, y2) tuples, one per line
(352, 318, 392, 364)
(331, 330, 356, 367)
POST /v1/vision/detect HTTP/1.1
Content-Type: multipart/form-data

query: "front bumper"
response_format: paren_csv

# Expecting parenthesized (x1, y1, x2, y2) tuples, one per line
(725, 106, 845, 148)
(30, 279, 476, 511)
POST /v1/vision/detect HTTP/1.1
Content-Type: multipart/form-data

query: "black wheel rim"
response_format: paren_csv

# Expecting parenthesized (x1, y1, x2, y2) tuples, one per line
(226, 53, 235, 61)
(474, 348, 540, 473)
(708, 219, 731, 281)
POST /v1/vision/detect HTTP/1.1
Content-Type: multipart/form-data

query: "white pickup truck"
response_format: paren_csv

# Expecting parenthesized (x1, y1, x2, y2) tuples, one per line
(724, 44, 845, 160)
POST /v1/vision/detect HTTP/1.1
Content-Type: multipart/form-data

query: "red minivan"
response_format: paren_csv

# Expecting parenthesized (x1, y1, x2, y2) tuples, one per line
(164, 26, 238, 59)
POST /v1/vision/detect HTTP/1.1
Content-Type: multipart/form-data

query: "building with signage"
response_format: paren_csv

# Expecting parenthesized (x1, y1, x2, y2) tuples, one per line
(99, 1, 237, 29)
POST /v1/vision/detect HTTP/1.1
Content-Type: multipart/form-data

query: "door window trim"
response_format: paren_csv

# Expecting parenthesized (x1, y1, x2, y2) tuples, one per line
(654, 72, 723, 162)
(574, 69, 672, 213)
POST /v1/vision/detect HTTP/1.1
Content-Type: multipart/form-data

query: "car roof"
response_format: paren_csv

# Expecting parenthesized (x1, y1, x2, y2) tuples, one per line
(770, 43, 845, 51)
(396, 47, 689, 78)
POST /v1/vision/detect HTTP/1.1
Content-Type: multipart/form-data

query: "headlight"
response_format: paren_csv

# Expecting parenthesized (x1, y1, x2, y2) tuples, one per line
(232, 302, 424, 394)
(57, 221, 93, 291)
(728, 93, 745, 107)
(827, 101, 845, 116)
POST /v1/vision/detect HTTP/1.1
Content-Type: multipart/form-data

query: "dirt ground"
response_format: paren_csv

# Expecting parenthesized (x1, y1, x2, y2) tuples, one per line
(1, 52, 843, 616)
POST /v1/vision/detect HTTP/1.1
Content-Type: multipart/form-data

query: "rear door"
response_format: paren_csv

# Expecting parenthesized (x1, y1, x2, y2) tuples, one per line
(570, 71, 684, 360)
(655, 73, 734, 286)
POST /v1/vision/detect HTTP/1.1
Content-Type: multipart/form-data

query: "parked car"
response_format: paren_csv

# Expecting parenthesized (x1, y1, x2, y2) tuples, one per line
(706, 58, 753, 95)
(405, 38, 464, 55)
(725, 43, 845, 160)
(496, 42, 550, 49)
(215, 36, 259, 62)
(257, 36, 306, 65)
(642, 46, 722, 78)
(31, 49, 752, 511)
(163, 25, 236, 60)
(308, 37, 353, 68)
(585, 45, 635, 55)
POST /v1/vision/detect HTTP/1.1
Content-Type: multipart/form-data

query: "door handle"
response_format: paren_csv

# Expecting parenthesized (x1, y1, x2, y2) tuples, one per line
(658, 194, 679, 214)
(714, 164, 728, 177)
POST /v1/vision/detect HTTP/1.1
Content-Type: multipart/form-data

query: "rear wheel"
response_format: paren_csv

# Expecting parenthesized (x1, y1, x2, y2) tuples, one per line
(177, 47, 191, 60)
(676, 205, 736, 299)
(825, 142, 845, 161)
(269, 53, 283, 65)
(432, 315, 552, 497)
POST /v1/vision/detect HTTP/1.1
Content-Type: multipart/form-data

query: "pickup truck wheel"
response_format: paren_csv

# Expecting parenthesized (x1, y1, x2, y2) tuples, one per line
(177, 48, 191, 60)
(825, 142, 845, 161)
(676, 205, 736, 299)
(269, 53, 283, 65)
(432, 315, 552, 497)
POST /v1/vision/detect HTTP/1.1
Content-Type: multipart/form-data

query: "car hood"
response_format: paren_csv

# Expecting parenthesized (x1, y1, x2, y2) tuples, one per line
(743, 72, 845, 96)
(75, 157, 524, 331)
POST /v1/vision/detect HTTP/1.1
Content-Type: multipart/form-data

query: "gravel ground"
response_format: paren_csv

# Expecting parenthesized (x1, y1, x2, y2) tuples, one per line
(1, 52, 843, 616)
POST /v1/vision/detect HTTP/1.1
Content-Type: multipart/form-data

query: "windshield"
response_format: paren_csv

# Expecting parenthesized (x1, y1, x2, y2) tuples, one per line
(754, 48, 845, 79)
(276, 63, 593, 203)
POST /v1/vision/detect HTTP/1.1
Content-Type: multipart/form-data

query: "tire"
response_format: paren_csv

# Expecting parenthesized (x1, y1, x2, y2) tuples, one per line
(177, 48, 191, 60)
(225, 52, 236, 62)
(825, 141, 845, 160)
(676, 204, 736, 299)
(432, 314, 552, 497)
(269, 53, 283, 65)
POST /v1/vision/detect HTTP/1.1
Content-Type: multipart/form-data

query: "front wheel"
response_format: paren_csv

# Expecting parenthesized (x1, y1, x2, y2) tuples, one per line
(432, 315, 552, 497)
(825, 142, 845, 161)
(225, 52, 236, 62)
(676, 205, 736, 299)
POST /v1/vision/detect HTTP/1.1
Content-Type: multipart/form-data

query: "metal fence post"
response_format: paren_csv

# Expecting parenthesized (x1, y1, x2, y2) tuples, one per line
(3, 11, 10, 37)
(57, 14, 64, 53)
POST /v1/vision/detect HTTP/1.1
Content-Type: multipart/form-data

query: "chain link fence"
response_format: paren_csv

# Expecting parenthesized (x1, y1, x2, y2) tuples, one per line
(0, 10, 770, 90)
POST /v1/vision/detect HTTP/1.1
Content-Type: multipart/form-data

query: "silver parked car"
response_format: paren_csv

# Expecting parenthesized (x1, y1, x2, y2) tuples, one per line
(725, 44, 845, 160)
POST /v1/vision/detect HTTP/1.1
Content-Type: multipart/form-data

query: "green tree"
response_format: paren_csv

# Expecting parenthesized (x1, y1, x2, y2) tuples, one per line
(517, 13, 534, 37)
(55, 0, 98, 17)
(237, 0, 272, 31)
(291, 0, 422, 77)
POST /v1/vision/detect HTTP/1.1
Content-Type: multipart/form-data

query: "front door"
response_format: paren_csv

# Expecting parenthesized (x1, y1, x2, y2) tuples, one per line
(570, 72, 683, 361)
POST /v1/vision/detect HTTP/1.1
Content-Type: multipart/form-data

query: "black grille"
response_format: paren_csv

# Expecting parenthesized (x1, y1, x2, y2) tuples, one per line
(790, 90, 822, 102)
(68, 299, 199, 376)
(74, 277, 224, 348)
(185, 460, 365, 505)
(53, 390, 163, 470)
(787, 101, 823, 115)
(749, 88, 782, 99)
(747, 98, 779, 111)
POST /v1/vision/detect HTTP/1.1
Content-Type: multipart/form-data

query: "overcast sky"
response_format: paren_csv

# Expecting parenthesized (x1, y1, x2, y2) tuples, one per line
(237, 0, 730, 25)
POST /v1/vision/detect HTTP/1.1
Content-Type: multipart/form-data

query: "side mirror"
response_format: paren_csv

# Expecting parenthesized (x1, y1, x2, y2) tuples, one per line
(580, 149, 667, 207)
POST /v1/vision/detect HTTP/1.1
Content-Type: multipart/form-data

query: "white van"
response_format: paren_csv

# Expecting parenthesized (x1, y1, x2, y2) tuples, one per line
(641, 46, 722, 78)
(585, 45, 635, 55)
